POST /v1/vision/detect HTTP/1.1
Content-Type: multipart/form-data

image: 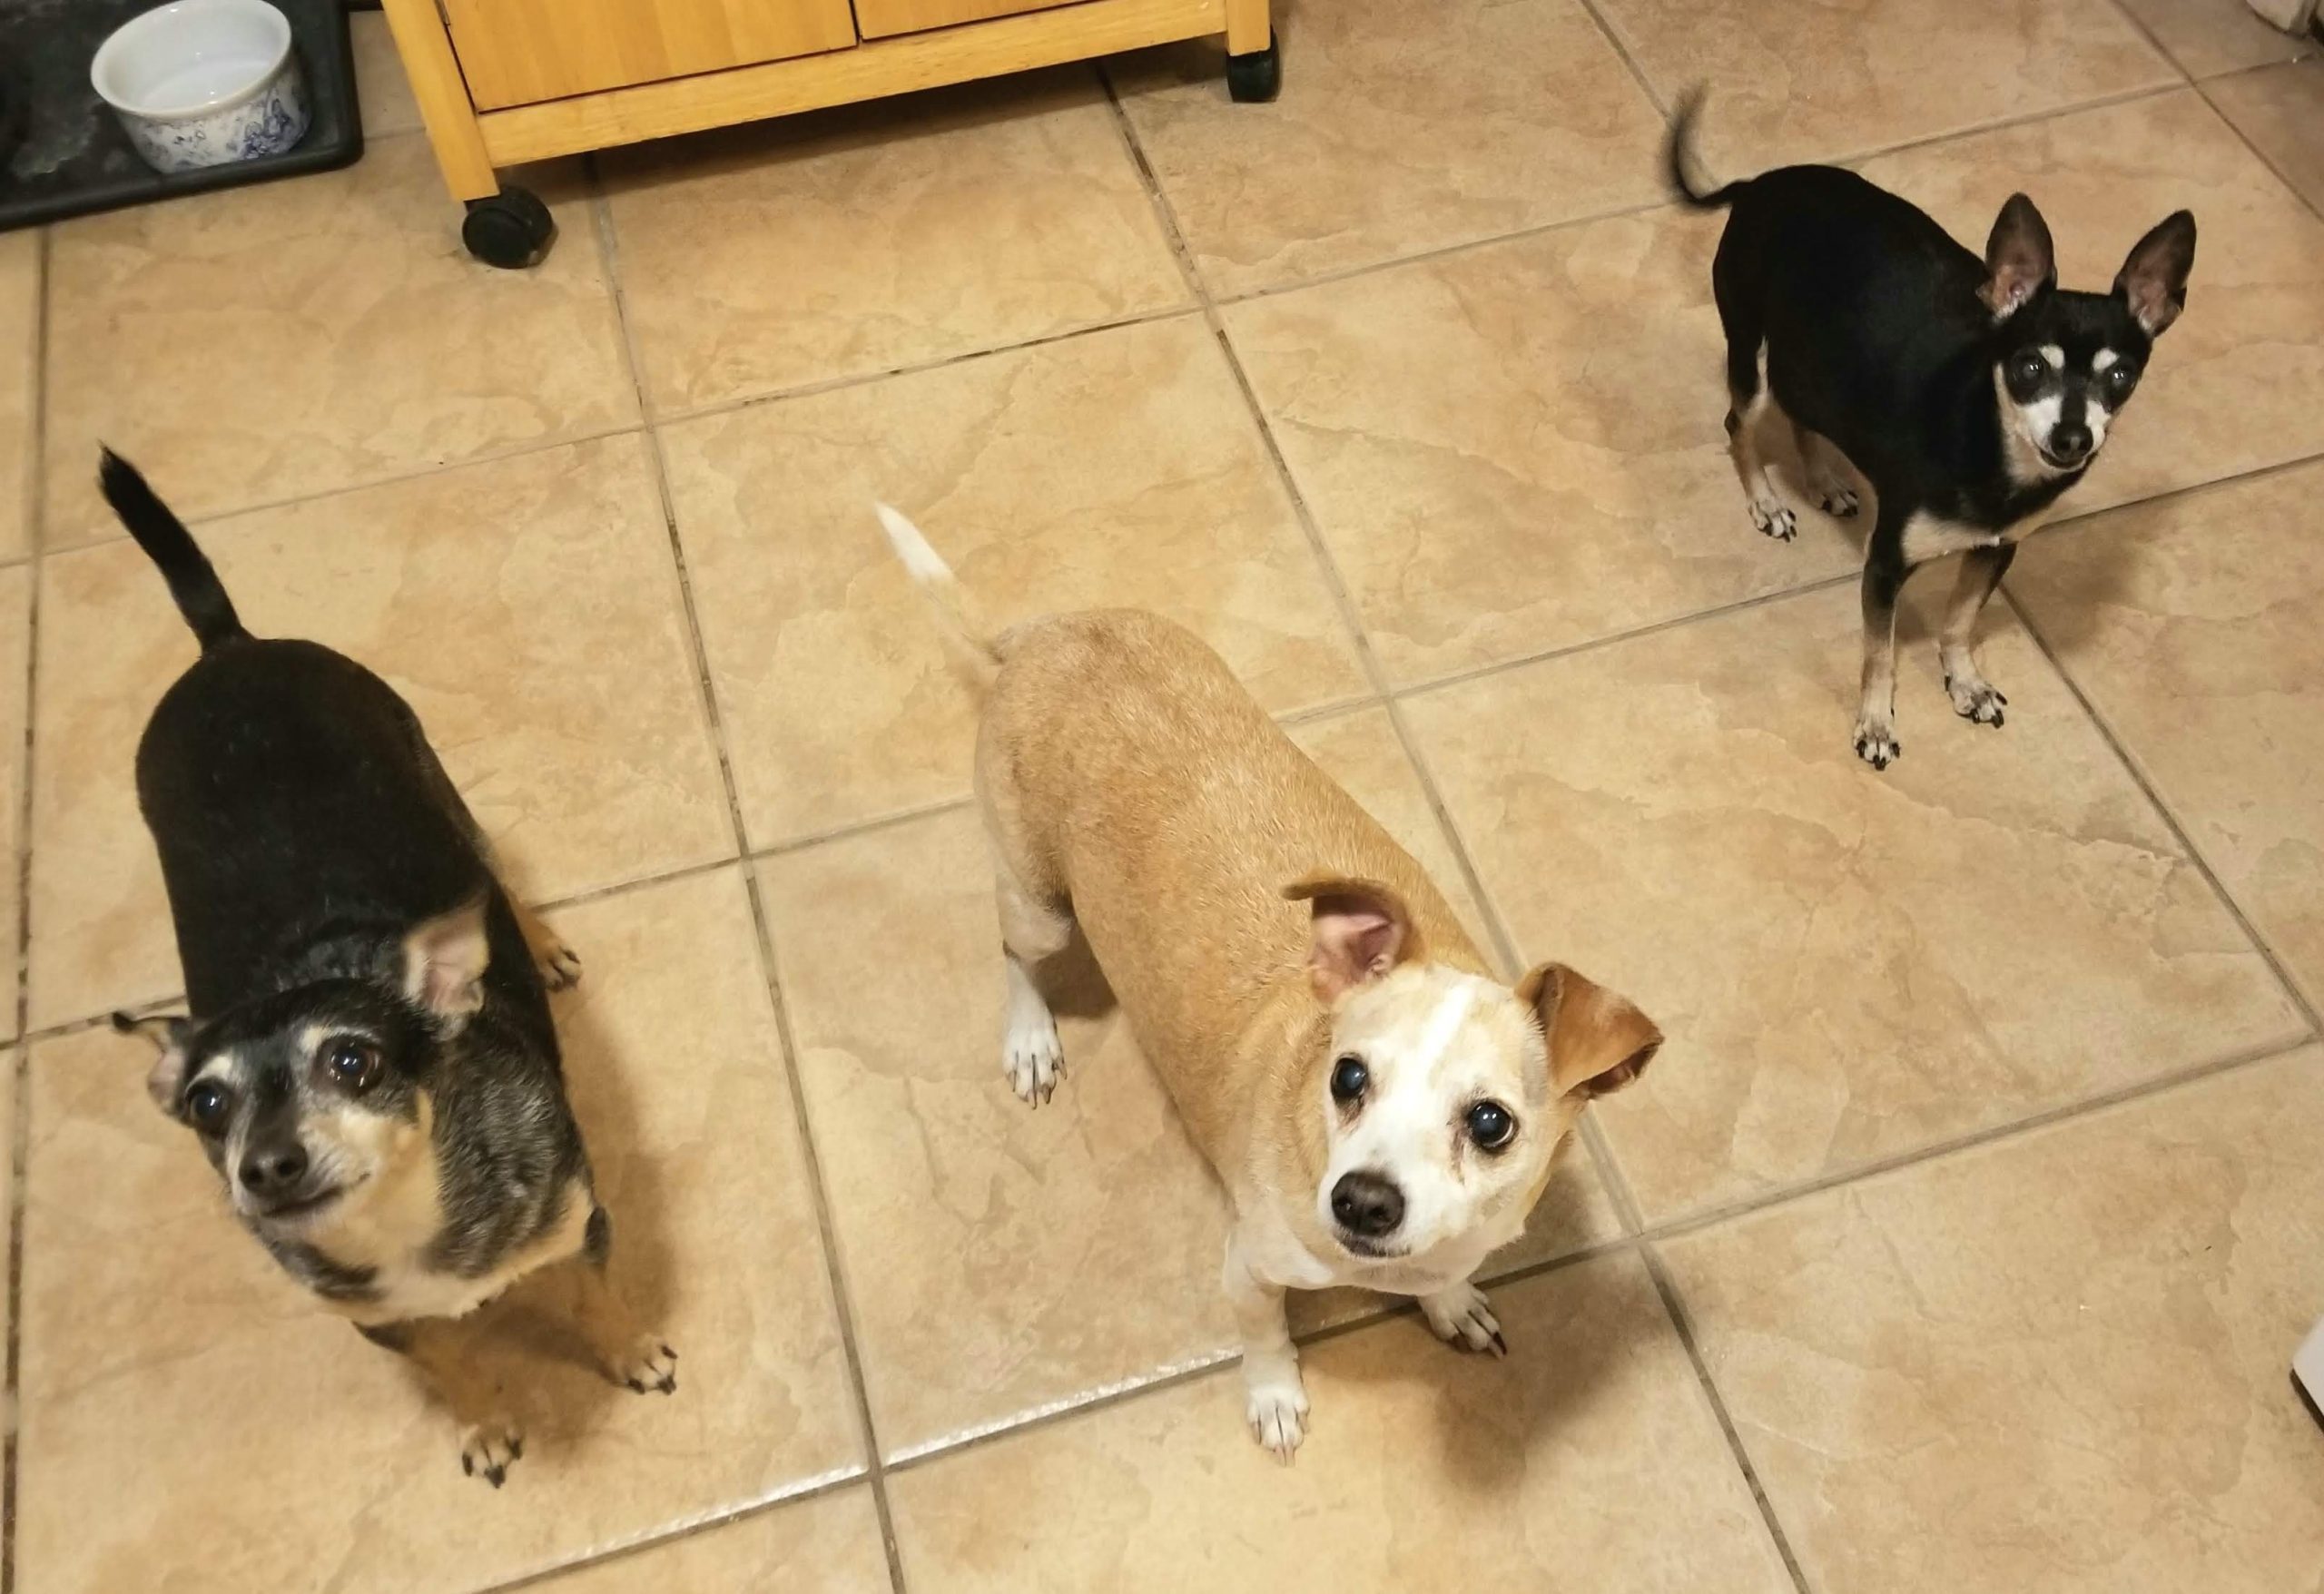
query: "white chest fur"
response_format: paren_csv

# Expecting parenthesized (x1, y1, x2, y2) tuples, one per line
(1898, 507, 2053, 568)
(321, 1174, 595, 1327)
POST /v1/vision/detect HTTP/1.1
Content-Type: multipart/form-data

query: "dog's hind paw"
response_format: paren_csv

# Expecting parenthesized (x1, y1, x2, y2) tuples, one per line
(537, 938, 583, 991)
(1748, 497, 1797, 542)
(613, 1334, 679, 1395)
(458, 1418, 525, 1488)
(1004, 1011, 1065, 1107)
(1945, 674, 2008, 727)
(1813, 481, 1861, 517)
(1421, 1280, 1509, 1357)
(1853, 719, 1902, 771)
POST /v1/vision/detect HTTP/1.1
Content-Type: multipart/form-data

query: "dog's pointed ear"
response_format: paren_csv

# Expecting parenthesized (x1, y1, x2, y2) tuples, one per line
(1981, 192, 2055, 320)
(1284, 874, 1423, 1002)
(114, 1011, 195, 1113)
(1516, 964, 1662, 1098)
(402, 899, 491, 1028)
(2114, 210, 2196, 338)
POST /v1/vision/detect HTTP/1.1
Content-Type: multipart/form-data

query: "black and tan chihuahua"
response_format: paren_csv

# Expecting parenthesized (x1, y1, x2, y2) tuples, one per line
(102, 451, 675, 1486)
(1667, 94, 2196, 768)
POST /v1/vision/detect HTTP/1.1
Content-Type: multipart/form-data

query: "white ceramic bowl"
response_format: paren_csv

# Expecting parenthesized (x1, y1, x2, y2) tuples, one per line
(91, 0, 310, 174)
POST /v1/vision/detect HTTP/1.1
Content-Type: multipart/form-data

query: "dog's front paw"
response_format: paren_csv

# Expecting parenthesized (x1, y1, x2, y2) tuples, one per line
(1945, 673, 2008, 728)
(1748, 496, 1797, 542)
(536, 937, 583, 991)
(1813, 480, 1861, 518)
(610, 1333, 678, 1395)
(1243, 1358, 1309, 1464)
(1853, 718, 1902, 771)
(459, 1417, 525, 1488)
(1004, 1010, 1064, 1107)
(1420, 1281, 1508, 1357)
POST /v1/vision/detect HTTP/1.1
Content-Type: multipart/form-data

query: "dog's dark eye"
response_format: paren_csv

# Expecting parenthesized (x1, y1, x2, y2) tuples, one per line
(1465, 1100, 1516, 1152)
(182, 1079, 231, 1133)
(2009, 353, 2046, 388)
(323, 1037, 382, 1093)
(1330, 1055, 1368, 1103)
(2102, 362, 2140, 396)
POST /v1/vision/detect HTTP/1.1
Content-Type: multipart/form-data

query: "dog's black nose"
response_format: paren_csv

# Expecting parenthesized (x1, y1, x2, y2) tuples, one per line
(240, 1138, 309, 1196)
(1331, 1170, 1405, 1238)
(2050, 421, 2093, 462)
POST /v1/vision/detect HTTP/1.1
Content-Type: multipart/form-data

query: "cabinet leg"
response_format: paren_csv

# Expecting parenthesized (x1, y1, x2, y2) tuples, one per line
(379, 0, 498, 202)
(1225, 0, 1270, 54)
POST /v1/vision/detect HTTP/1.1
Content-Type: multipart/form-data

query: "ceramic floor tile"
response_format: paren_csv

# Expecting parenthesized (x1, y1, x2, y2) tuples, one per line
(29, 435, 732, 1029)
(763, 708, 1619, 1457)
(1405, 582, 2306, 1222)
(15, 867, 862, 1594)
(603, 72, 1189, 414)
(43, 135, 635, 548)
(0, 227, 37, 563)
(2122, 0, 2315, 77)
(0, 566, 27, 1040)
(1663, 1047, 2324, 1594)
(351, 11, 425, 138)
(1110, 0, 1668, 297)
(1854, 89, 2324, 516)
(2008, 462, 2324, 1012)
(1595, 0, 2170, 172)
(663, 315, 1366, 847)
(526, 1487, 891, 1593)
(2206, 58, 2324, 211)
(887, 1251, 1790, 1594)
(1225, 210, 1862, 685)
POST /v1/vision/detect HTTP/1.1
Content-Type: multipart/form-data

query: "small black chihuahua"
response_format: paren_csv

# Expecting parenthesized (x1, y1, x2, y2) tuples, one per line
(103, 451, 675, 1486)
(1667, 94, 2195, 769)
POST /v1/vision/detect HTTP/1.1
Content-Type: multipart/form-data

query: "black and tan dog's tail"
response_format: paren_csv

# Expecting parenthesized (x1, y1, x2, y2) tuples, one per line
(1664, 89, 1747, 212)
(99, 448, 247, 653)
(874, 503, 1001, 694)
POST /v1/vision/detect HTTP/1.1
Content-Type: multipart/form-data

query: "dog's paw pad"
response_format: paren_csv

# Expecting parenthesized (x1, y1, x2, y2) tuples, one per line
(1421, 1283, 1508, 1357)
(1244, 1370, 1310, 1464)
(1814, 483, 1861, 517)
(1945, 676, 2008, 727)
(458, 1419, 525, 1488)
(1004, 1014, 1065, 1107)
(1853, 722, 1902, 770)
(615, 1336, 679, 1395)
(1748, 498, 1797, 542)
(537, 940, 583, 991)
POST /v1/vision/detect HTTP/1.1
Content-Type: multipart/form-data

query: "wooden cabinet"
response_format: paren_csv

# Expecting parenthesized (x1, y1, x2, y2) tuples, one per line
(852, 0, 1084, 43)
(380, 0, 1276, 266)
(441, 0, 859, 109)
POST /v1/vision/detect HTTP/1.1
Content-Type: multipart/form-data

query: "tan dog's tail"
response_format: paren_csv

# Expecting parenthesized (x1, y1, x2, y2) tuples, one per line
(874, 504, 1001, 694)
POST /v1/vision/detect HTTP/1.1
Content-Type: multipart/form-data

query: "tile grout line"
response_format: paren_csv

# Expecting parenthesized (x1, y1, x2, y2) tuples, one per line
(1571, 0, 1673, 118)
(1108, 62, 1823, 1594)
(570, 182, 912, 1594)
(1, 220, 49, 1594)
(2101, 0, 2199, 85)
(1999, 585, 2323, 1036)
(2190, 76, 2324, 230)
(1824, 79, 2188, 172)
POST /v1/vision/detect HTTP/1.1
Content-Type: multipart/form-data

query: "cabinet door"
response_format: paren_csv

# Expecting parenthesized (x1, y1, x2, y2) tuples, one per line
(443, 0, 860, 109)
(851, 0, 1082, 41)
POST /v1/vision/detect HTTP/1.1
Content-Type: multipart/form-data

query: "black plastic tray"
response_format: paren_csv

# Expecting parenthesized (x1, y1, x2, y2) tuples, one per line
(0, 0, 362, 231)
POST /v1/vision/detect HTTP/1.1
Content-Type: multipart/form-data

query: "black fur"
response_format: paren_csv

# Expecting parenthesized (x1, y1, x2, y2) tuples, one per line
(101, 450, 591, 1312)
(1665, 94, 2194, 767)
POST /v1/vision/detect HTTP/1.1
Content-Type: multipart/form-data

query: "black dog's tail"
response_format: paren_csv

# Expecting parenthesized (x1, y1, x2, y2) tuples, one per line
(1664, 89, 1747, 212)
(99, 448, 247, 652)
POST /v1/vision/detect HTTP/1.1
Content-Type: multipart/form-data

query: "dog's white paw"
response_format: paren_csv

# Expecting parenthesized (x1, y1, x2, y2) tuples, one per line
(1853, 717, 1902, 771)
(1812, 479, 1861, 517)
(459, 1417, 525, 1488)
(1004, 1010, 1064, 1107)
(1748, 495, 1797, 542)
(537, 938, 583, 991)
(1421, 1281, 1509, 1357)
(1243, 1358, 1309, 1464)
(611, 1333, 679, 1395)
(1945, 673, 2008, 727)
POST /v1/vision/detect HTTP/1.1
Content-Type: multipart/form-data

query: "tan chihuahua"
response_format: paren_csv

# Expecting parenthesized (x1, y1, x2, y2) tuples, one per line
(879, 507, 1663, 1460)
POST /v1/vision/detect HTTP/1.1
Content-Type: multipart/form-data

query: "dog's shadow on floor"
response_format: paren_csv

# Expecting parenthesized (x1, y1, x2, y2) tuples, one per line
(1033, 924, 1121, 1026)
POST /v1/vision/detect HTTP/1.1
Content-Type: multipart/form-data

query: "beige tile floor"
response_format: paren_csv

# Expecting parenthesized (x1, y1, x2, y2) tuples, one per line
(3, 0, 2321, 1588)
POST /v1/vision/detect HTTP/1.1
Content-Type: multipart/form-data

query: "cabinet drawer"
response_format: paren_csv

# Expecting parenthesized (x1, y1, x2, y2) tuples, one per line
(444, 0, 860, 109)
(852, 0, 1084, 42)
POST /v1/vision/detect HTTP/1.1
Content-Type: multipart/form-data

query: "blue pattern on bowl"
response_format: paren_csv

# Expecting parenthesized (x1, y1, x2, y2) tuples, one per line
(117, 54, 309, 173)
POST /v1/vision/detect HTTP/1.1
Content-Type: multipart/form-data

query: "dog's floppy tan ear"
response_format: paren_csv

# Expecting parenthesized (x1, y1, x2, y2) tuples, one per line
(2114, 210, 2196, 338)
(1981, 192, 2055, 320)
(403, 899, 491, 1028)
(113, 1011, 194, 1113)
(1284, 874, 1423, 1001)
(1517, 964, 1662, 1098)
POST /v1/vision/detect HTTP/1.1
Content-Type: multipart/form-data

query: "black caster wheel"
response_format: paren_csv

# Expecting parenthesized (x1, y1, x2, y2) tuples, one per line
(1226, 34, 1281, 103)
(462, 187, 556, 270)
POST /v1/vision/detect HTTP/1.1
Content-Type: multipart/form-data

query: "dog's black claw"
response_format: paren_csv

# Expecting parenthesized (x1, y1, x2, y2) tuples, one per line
(626, 1377, 646, 1392)
(656, 1373, 677, 1394)
(486, 1465, 505, 1489)
(462, 1453, 474, 1477)
(660, 1343, 677, 1360)
(1490, 1330, 1509, 1357)
(508, 1437, 523, 1460)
